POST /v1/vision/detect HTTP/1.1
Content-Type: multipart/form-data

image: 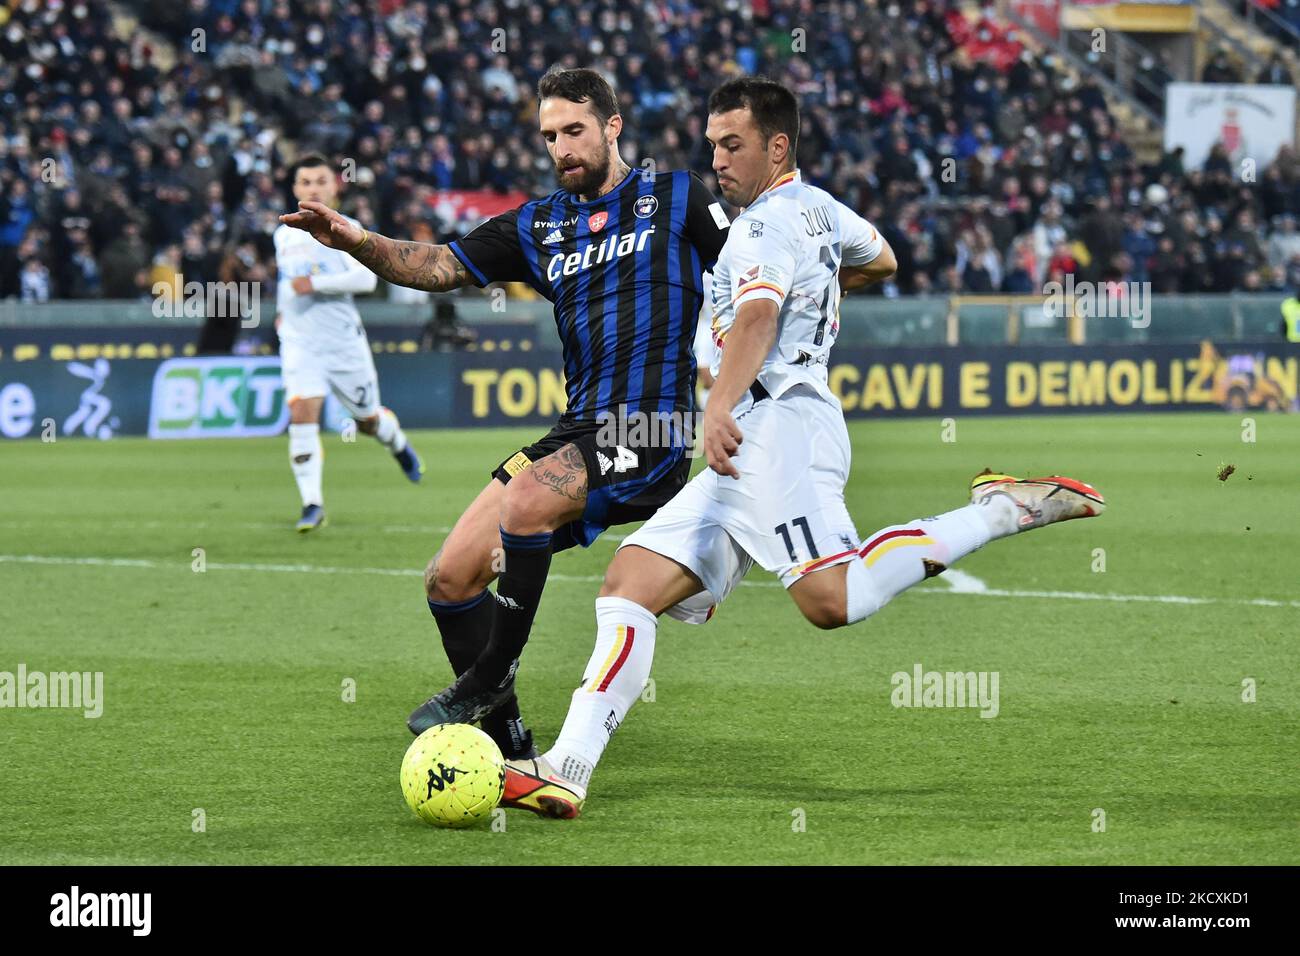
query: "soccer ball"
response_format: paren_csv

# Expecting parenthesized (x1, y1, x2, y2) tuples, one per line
(400, 723, 505, 828)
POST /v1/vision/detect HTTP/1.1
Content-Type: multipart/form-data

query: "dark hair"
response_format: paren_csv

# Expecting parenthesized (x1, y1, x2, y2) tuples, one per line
(289, 152, 333, 180)
(537, 67, 619, 127)
(708, 76, 799, 158)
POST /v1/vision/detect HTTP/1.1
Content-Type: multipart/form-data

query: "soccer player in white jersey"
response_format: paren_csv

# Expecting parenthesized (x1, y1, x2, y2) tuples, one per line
(502, 78, 1107, 818)
(273, 154, 424, 532)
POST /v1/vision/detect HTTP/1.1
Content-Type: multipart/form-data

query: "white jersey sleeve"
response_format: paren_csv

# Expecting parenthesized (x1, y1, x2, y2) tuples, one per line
(838, 201, 884, 267)
(309, 255, 377, 295)
(724, 220, 800, 314)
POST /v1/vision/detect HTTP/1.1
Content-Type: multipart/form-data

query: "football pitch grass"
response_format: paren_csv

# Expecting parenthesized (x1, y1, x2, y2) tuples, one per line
(1, 413, 1296, 865)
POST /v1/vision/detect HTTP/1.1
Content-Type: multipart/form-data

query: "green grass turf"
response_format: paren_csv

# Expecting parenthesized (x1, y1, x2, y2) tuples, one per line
(0, 412, 1296, 865)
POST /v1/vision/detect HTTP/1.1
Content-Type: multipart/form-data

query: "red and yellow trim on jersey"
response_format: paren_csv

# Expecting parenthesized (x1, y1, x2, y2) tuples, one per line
(588, 624, 635, 693)
(791, 528, 934, 577)
(709, 312, 727, 348)
(736, 279, 786, 299)
(760, 170, 799, 197)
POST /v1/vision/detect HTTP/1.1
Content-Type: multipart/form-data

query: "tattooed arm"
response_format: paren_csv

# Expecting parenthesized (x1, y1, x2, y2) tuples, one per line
(350, 235, 471, 293)
(278, 200, 474, 293)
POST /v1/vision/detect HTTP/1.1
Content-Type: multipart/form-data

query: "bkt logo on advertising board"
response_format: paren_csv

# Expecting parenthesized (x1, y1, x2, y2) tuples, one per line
(149, 357, 288, 438)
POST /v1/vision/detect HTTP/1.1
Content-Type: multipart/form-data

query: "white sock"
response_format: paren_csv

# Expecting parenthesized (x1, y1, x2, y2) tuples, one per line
(845, 502, 1011, 624)
(373, 407, 407, 453)
(288, 423, 323, 506)
(547, 596, 657, 788)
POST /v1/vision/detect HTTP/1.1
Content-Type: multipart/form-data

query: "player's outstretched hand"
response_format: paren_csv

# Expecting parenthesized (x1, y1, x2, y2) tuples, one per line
(703, 407, 743, 478)
(279, 201, 365, 251)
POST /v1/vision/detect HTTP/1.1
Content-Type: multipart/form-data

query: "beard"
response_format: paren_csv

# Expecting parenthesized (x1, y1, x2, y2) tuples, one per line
(556, 150, 612, 198)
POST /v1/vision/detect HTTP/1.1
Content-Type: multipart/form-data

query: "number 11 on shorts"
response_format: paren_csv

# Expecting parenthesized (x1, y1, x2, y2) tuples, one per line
(775, 515, 818, 562)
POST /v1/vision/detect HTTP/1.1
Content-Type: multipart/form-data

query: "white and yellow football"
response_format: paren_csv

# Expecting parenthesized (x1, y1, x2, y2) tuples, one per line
(400, 723, 505, 828)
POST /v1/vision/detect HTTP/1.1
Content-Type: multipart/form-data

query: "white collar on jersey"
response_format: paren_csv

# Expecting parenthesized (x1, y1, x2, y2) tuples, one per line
(747, 168, 801, 210)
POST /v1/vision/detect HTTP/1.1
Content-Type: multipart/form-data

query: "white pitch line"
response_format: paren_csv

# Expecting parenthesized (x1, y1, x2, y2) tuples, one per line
(938, 568, 987, 594)
(0, 518, 455, 536)
(0, 518, 629, 542)
(923, 586, 1300, 609)
(1, 553, 1296, 610)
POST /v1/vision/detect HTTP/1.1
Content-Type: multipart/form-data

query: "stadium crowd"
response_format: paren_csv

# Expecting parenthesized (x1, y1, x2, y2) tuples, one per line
(1, 0, 1298, 304)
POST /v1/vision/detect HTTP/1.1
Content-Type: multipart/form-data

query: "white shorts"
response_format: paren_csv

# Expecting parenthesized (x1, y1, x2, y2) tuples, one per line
(280, 338, 381, 419)
(621, 384, 861, 624)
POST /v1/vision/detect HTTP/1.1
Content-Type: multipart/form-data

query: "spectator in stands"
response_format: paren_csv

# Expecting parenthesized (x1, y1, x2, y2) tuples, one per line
(1256, 52, 1294, 86)
(1267, 214, 1300, 274)
(1122, 212, 1156, 284)
(98, 221, 151, 299)
(1202, 48, 1243, 84)
(0, 178, 37, 299)
(1149, 236, 1185, 293)
(1031, 200, 1068, 272)
(957, 225, 1002, 293)
(1002, 235, 1038, 293)
(1134, 52, 1174, 114)
(1079, 197, 1125, 283)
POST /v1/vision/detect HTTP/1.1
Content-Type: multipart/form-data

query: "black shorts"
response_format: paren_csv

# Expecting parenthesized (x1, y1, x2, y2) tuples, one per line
(492, 414, 692, 552)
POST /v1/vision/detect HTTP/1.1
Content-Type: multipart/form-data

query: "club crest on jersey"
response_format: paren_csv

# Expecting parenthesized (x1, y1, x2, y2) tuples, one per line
(587, 211, 609, 233)
(634, 195, 658, 219)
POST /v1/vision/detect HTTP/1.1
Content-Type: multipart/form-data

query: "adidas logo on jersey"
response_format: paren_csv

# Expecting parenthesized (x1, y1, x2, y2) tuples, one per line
(596, 451, 613, 475)
(542, 228, 565, 245)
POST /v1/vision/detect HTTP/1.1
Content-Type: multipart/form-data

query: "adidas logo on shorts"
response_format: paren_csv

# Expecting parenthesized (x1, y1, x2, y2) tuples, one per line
(596, 451, 613, 475)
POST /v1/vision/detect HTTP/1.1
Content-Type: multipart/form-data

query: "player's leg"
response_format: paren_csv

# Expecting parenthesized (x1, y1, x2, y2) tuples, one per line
(408, 431, 591, 740)
(287, 395, 326, 531)
(414, 443, 588, 729)
(506, 474, 750, 818)
(411, 477, 537, 757)
(729, 388, 1106, 629)
(282, 342, 328, 531)
(472, 420, 697, 698)
(423, 478, 506, 678)
(354, 408, 422, 481)
(414, 420, 690, 734)
(505, 544, 709, 818)
(327, 354, 423, 482)
(787, 472, 1106, 629)
(469, 442, 588, 686)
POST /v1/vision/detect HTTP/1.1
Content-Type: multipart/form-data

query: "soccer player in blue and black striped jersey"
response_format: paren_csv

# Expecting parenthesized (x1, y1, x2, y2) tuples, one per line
(281, 68, 730, 757)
